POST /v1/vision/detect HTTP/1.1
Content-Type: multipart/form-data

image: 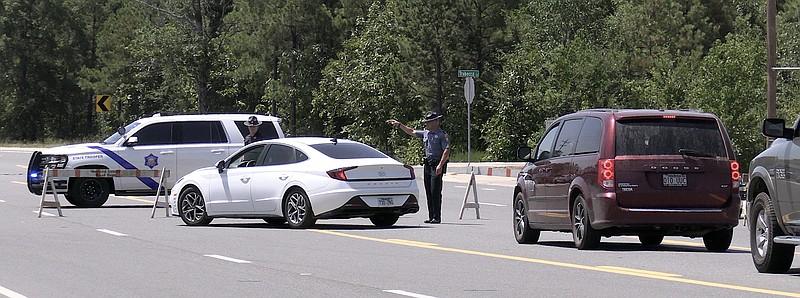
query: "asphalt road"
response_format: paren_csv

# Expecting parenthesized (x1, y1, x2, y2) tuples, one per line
(1, 149, 799, 298)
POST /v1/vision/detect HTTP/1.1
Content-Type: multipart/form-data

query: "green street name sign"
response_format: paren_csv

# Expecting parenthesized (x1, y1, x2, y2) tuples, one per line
(458, 70, 480, 78)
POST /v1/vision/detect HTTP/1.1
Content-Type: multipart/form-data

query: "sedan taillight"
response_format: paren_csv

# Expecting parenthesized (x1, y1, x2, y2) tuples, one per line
(404, 165, 416, 179)
(327, 166, 358, 181)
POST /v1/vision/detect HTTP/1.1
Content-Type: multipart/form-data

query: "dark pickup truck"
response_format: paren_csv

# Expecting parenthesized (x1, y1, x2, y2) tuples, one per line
(747, 118, 800, 273)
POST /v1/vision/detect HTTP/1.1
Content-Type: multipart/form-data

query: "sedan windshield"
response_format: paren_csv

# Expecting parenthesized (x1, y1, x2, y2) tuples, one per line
(101, 121, 141, 144)
(310, 143, 388, 159)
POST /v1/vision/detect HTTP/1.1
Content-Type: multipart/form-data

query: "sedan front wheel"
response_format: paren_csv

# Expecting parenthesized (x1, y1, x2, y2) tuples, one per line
(179, 186, 212, 226)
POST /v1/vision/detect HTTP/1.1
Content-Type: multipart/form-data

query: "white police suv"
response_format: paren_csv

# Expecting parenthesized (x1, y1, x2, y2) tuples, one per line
(26, 114, 284, 207)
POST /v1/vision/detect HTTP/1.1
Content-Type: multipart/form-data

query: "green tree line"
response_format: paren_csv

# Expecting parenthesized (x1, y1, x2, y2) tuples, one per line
(2, 0, 800, 166)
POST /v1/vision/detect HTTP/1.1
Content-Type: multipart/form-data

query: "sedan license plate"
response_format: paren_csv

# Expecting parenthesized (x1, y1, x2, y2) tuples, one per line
(662, 173, 687, 187)
(378, 197, 394, 206)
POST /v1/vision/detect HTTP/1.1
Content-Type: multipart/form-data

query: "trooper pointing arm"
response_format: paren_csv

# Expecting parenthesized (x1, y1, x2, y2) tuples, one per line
(387, 119, 417, 137)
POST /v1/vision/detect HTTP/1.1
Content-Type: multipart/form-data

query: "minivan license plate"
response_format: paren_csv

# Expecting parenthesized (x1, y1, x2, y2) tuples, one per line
(662, 174, 687, 187)
(378, 197, 394, 206)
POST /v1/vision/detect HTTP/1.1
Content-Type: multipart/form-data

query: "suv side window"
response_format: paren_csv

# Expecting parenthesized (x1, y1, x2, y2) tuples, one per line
(575, 117, 603, 154)
(535, 123, 561, 160)
(229, 145, 266, 169)
(235, 121, 279, 140)
(552, 119, 583, 158)
(133, 122, 174, 145)
(178, 121, 228, 144)
(262, 144, 298, 166)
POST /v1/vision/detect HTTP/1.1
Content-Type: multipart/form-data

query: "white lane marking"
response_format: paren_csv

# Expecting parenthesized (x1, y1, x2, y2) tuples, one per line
(383, 290, 437, 298)
(454, 186, 467, 189)
(0, 200, 5, 203)
(33, 211, 56, 217)
(96, 229, 128, 237)
(480, 188, 496, 191)
(204, 254, 252, 264)
(480, 202, 507, 207)
(16, 165, 26, 169)
(0, 285, 28, 298)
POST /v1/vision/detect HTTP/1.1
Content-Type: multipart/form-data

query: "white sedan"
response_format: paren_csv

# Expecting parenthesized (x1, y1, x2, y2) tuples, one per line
(169, 137, 420, 228)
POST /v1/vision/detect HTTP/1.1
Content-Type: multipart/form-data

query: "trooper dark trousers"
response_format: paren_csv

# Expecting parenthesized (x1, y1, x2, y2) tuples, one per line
(423, 161, 446, 221)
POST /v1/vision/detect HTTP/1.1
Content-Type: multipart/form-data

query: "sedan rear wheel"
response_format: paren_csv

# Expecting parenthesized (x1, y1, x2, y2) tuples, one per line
(370, 214, 399, 227)
(284, 189, 316, 229)
(571, 195, 600, 250)
(179, 186, 212, 226)
(751, 192, 794, 273)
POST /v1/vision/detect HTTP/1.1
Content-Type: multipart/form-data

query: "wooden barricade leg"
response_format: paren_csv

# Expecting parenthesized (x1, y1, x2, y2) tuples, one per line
(151, 167, 169, 218)
(38, 168, 63, 218)
(459, 170, 481, 220)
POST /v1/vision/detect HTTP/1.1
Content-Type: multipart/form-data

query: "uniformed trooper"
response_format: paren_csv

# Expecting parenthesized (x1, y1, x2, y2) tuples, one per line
(244, 115, 264, 145)
(387, 111, 451, 224)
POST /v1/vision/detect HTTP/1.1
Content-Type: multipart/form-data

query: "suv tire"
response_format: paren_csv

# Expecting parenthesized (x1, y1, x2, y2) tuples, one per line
(67, 178, 110, 208)
(571, 195, 600, 250)
(514, 192, 540, 244)
(703, 228, 733, 252)
(751, 192, 794, 273)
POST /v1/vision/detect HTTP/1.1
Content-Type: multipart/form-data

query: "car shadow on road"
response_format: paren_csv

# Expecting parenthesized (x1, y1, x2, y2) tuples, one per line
(204, 222, 429, 231)
(532, 240, 750, 254)
(47, 204, 153, 209)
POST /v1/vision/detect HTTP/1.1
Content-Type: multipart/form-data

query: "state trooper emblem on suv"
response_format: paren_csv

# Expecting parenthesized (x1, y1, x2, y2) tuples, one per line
(144, 153, 159, 169)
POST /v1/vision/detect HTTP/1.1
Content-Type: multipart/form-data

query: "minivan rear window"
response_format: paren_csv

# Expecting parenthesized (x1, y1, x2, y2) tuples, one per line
(615, 118, 726, 157)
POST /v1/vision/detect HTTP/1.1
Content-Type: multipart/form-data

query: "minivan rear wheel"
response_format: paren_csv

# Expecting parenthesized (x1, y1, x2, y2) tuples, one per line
(513, 192, 540, 244)
(750, 192, 794, 273)
(571, 195, 600, 250)
(638, 235, 664, 246)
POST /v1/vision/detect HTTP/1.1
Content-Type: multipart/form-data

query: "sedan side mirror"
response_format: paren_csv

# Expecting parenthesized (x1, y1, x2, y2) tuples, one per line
(124, 136, 139, 147)
(517, 146, 535, 162)
(762, 118, 794, 139)
(215, 160, 226, 173)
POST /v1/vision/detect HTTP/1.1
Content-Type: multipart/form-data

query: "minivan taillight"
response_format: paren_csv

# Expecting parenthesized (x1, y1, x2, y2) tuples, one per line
(327, 166, 358, 181)
(730, 161, 740, 188)
(598, 159, 615, 190)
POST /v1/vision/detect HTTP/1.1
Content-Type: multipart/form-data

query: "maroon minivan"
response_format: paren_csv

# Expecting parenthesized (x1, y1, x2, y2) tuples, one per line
(514, 109, 740, 251)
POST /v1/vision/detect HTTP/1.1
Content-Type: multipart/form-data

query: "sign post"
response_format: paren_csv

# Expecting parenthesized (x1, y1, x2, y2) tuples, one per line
(458, 70, 480, 219)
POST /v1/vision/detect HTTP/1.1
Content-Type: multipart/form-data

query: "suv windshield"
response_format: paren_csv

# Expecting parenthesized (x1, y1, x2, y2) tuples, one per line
(101, 121, 141, 144)
(310, 143, 387, 159)
(615, 118, 726, 157)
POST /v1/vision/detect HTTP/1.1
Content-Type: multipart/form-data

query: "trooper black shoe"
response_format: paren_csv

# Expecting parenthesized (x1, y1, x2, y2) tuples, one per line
(431, 219, 441, 224)
(424, 219, 434, 223)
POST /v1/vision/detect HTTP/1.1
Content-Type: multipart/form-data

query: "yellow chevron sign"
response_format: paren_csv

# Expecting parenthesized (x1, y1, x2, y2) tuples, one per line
(95, 95, 112, 112)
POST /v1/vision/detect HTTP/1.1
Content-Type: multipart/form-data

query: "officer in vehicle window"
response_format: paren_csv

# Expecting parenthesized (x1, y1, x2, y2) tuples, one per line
(387, 111, 451, 224)
(244, 116, 264, 145)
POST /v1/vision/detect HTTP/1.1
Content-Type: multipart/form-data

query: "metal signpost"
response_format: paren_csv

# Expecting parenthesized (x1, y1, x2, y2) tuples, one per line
(458, 70, 480, 219)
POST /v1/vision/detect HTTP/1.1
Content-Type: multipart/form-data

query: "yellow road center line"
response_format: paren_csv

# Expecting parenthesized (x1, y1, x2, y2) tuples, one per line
(596, 266, 681, 277)
(313, 230, 800, 297)
(11, 181, 25, 185)
(16, 165, 26, 168)
(386, 239, 438, 246)
(624, 236, 800, 255)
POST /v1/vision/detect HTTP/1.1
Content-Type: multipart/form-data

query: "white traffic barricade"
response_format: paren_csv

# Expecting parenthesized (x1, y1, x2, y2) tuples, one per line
(37, 168, 170, 218)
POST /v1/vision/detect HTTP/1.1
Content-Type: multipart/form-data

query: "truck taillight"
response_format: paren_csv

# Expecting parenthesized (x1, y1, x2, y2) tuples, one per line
(598, 159, 615, 190)
(730, 161, 740, 188)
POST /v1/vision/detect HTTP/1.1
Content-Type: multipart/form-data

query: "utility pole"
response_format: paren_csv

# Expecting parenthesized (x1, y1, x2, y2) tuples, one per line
(767, 0, 777, 120)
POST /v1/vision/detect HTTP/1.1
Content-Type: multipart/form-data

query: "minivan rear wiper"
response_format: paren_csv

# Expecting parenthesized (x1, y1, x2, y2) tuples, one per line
(679, 148, 716, 158)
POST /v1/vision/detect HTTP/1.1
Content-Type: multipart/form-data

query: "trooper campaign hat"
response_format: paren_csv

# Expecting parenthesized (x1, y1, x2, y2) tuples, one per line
(244, 115, 262, 127)
(421, 111, 444, 123)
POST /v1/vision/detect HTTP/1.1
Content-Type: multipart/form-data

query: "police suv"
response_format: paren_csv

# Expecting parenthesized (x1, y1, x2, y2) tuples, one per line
(26, 114, 284, 207)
